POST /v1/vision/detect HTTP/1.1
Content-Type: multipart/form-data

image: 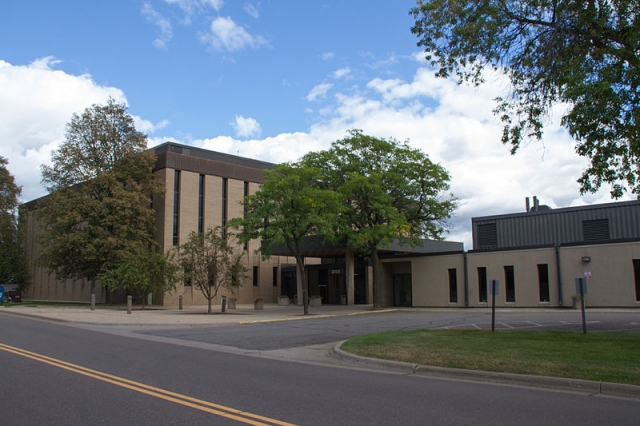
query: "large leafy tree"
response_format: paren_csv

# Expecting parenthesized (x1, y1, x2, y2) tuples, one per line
(410, 1, 640, 198)
(177, 227, 247, 314)
(37, 98, 164, 298)
(303, 130, 456, 309)
(230, 163, 341, 315)
(0, 156, 27, 285)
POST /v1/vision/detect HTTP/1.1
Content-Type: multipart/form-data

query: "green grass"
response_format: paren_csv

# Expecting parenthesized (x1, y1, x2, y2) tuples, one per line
(341, 330, 640, 385)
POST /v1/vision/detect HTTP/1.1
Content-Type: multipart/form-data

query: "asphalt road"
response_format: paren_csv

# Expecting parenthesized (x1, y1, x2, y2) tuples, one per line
(1, 310, 639, 425)
(134, 309, 640, 351)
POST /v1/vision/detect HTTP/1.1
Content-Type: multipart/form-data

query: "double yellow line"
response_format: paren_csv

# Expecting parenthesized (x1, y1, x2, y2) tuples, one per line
(0, 343, 295, 426)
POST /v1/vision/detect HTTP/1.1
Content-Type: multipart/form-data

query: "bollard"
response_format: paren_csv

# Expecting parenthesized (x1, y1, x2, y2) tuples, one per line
(127, 295, 132, 314)
(91, 293, 95, 311)
(179, 295, 183, 310)
(221, 296, 227, 313)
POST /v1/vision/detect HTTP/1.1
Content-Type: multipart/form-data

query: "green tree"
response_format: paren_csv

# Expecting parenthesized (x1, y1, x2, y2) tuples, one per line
(303, 130, 456, 309)
(99, 244, 178, 309)
(0, 156, 27, 286)
(37, 98, 163, 298)
(177, 227, 247, 314)
(410, 1, 640, 198)
(230, 163, 341, 315)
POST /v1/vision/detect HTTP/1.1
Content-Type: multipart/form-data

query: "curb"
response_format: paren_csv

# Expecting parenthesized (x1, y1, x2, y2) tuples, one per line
(332, 341, 640, 400)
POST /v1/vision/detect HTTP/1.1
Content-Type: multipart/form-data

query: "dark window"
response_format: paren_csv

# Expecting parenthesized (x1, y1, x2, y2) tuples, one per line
(477, 223, 498, 248)
(538, 264, 550, 302)
(222, 178, 228, 228)
(634, 260, 640, 302)
(393, 274, 412, 307)
(273, 267, 278, 287)
(253, 266, 259, 287)
(504, 265, 515, 303)
(478, 267, 487, 303)
(243, 181, 249, 250)
(172, 170, 180, 246)
(583, 219, 610, 242)
(198, 174, 205, 234)
(448, 268, 458, 303)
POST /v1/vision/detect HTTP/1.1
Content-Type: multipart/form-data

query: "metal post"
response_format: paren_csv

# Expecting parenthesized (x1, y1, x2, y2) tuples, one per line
(127, 295, 132, 314)
(179, 295, 183, 310)
(579, 279, 587, 334)
(221, 296, 227, 313)
(91, 293, 95, 311)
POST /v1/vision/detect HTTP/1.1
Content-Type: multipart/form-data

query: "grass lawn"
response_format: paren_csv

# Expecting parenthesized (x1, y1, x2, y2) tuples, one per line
(341, 330, 640, 385)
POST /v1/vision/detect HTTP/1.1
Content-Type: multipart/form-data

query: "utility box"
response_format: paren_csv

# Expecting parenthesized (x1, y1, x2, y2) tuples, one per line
(2, 284, 22, 302)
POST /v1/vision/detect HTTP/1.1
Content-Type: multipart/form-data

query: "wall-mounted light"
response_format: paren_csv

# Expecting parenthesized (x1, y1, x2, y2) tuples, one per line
(581, 256, 591, 263)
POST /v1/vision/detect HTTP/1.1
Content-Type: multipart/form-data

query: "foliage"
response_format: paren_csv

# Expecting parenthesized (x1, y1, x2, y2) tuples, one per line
(176, 227, 247, 314)
(303, 130, 456, 308)
(0, 156, 28, 285)
(99, 245, 178, 309)
(410, 0, 640, 198)
(37, 98, 163, 293)
(230, 162, 341, 315)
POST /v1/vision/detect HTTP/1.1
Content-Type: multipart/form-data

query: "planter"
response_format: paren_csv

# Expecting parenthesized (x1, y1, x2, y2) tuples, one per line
(227, 299, 237, 309)
(277, 296, 290, 306)
(254, 300, 264, 310)
(571, 295, 581, 309)
(310, 297, 322, 307)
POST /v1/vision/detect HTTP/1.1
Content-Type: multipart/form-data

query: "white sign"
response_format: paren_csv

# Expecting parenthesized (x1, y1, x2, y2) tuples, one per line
(584, 270, 592, 279)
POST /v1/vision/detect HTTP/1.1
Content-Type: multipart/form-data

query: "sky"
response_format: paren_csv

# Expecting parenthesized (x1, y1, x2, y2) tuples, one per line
(0, 0, 631, 250)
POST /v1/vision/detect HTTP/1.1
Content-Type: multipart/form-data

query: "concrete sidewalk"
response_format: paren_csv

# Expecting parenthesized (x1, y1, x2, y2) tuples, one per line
(0, 303, 377, 326)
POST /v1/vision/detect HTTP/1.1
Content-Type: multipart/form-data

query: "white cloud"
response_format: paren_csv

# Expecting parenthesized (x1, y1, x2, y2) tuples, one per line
(200, 16, 268, 52)
(141, 2, 173, 49)
(165, 0, 223, 20)
(244, 2, 259, 18)
(333, 67, 351, 80)
(0, 58, 128, 202)
(306, 83, 333, 102)
(321, 52, 334, 61)
(134, 117, 170, 134)
(231, 115, 261, 138)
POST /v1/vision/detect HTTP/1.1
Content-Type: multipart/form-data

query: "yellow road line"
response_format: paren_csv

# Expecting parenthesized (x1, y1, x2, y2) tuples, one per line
(239, 314, 336, 324)
(348, 309, 398, 316)
(0, 343, 296, 426)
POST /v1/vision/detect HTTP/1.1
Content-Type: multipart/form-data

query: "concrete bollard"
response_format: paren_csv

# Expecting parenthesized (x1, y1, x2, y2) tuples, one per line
(179, 295, 183, 310)
(127, 295, 132, 314)
(91, 293, 95, 311)
(221, 296, 227, 313)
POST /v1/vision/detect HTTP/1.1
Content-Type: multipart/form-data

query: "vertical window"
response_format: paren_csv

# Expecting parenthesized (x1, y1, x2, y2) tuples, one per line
(634, 260, 640, 302)
(537, 264, 550, 302)
(172, 170, 180, 246)
(243, 181, 249, 250)
(478, 267, 487, 303)
(448, 268, 458, 303)
(505, 265, 515, 303)
(198, 174, 205, 234)
(273, 266, 278, 287)
(222, 178, 228, 227)
(253, 266, 259, 287)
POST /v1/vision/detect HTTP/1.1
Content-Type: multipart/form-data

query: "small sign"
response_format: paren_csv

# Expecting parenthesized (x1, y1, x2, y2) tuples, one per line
(584, 270, 592, 279)
(490, 280, 499, 295)
(330, 269, 341, 275)
(0, 285, 4, 303)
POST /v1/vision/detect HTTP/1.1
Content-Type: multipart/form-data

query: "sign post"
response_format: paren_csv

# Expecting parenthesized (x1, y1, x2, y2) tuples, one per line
(575, 278, 588, 334)
(490, 280, 499, 332)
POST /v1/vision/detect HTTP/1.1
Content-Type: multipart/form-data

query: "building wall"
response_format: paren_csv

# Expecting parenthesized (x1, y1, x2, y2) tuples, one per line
(404, 241, 640, 308)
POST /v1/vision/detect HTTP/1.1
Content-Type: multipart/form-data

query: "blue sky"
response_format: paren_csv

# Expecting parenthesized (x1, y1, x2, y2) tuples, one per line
(0, 0, 627, 248)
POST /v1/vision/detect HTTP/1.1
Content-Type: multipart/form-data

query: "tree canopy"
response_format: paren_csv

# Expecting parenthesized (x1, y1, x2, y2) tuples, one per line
(303, 130, 456, 308)
(37, 98, 164, 298)
(410, 0, 640, 198)
(0, 156, 27, 285)
(230, 162, 341, 315)
(176, 227, 247, 314)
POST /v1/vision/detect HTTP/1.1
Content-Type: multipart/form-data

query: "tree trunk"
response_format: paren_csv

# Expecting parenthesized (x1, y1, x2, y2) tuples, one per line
(207, 285, 212, 314)
(295, 255, 309, 315)
(372, 248, 382, 309)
